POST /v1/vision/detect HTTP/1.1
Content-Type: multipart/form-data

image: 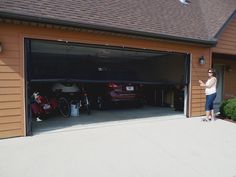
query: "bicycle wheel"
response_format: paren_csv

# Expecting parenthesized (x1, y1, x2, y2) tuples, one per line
(58, 97, 71, 118)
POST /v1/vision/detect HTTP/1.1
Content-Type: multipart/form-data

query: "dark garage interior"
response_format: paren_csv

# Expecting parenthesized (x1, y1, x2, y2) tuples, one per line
(25, 39, 189, 135)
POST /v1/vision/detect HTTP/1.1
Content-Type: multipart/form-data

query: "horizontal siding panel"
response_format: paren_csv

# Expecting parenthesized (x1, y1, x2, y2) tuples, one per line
(192, 91, 205, 95)
(0, 108, 21, 116)
(192, 99, 205, 104)
(0, 94, 21, 102)
(228, 25, 236, 30)
(0, 66, 20, 72)
(0, 101, 21, 109)
(0, 35, 20, 44)
(212, 48, 236, 55)
(192, 90, 205, 95)
(191, 112, 200, 116)
(3, 43, 20, 51)
(191, 112, 205, 117)
(0, 129, 23, 139)
(0, 51, 20, 58)
(217, 44, 236, 50)
(192, 86, 204, 90)
(224, 26, 236, 33)
(0, 87, 21, 94)
(192, 94, 205, 99)
(192, 107, 205, 112)
(216, 42, 236, 49)
(0, 80, 21, 87)
(192, 103, 205, 108)
(191, 68, 209, 73)
(0, 73, 21, 80)
(0, 58, 20, 65)
(0, 116, 22, 124)
(192, 71, 208, 75)
(0, 31, 19, 37)
(192, 74, 207, 79)
(218, 34, 236, 42)
(0, 122, 22, 131)
(215, 47, 236, 54)
(191, 79, 207, 85)
(217, 40, 236, 47)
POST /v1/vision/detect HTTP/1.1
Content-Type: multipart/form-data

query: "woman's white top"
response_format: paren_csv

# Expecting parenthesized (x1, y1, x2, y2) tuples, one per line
(205, 77, 217, 95)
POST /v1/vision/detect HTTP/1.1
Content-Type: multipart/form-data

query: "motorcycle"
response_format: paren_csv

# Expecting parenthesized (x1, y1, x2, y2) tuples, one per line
(30, 92, 58, 119)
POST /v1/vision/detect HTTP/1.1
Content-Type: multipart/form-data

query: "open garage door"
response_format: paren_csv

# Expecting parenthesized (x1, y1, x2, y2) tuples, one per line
(27, 39, 189, 85)
(25, 39, 190, 135)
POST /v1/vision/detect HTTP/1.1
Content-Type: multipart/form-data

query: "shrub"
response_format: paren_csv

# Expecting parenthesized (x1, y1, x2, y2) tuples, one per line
(232, 109, 236, 121)
(220, 99, 230, 117)
(223, 98, 236, 119)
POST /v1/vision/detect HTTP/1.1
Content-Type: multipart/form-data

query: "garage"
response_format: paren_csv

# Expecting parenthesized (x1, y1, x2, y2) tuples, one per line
(25, 39, 190, 135)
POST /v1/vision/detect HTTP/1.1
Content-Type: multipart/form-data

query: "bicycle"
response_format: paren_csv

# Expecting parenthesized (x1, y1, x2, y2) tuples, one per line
(52, 82, 91, 116)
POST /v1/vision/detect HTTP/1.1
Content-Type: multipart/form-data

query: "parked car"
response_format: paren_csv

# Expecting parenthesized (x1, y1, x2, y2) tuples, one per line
(88, 82, 144, 110)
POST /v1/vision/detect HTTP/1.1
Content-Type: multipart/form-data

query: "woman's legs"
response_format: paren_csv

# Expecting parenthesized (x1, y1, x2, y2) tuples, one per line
(205, 93, 217, 121)
(211, 109, 215, 121)
(206, 110, 211, 120)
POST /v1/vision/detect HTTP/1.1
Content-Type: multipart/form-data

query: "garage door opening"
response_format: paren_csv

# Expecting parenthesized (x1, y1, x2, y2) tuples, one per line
(25, 39, 190, 135)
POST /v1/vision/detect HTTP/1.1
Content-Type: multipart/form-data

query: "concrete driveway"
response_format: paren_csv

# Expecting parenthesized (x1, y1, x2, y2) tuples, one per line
(0, 117, 236, 177)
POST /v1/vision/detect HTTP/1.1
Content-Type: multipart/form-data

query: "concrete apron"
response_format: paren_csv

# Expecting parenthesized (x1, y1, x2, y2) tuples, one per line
(0, 117, 236, 177)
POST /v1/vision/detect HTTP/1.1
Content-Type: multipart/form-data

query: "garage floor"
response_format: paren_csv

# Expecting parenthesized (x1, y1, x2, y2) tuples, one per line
(32, 106, 185, 135)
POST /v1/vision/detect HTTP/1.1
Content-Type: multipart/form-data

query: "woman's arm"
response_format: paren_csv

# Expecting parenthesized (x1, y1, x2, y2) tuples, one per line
(199, 80, 205, 87)
(205, 77, 216, 88)
(199, 78, 216, 88)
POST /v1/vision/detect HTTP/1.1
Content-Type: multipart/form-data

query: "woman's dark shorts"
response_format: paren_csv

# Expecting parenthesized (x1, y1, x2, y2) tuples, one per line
(205, 93, 217, 111)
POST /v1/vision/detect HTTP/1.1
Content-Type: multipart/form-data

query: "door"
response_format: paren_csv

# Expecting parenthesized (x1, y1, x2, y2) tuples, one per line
(214, 65, 224, 111)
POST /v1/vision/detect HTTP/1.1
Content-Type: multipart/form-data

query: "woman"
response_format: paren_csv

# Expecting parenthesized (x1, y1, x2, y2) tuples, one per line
(199, 68, 217, 121)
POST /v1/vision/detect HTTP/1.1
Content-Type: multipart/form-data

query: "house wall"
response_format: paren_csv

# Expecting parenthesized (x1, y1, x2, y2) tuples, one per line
(0, 21, 211, 138)
(212, 17, 236, 55)
(212, 16, 236, 101)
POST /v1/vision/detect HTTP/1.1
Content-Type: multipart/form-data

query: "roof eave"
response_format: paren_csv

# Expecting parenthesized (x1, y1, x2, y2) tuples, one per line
(0, 11, 217, 46)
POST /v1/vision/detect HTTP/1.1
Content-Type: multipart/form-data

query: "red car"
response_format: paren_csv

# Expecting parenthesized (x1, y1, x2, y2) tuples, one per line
(91, 82, 144, 110)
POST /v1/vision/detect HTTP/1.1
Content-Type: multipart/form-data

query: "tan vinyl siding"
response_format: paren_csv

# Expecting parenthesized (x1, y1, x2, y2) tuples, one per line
(190, 50, 211, 116)
(0, 28, 24, 139)
(213, 17, 236, 55)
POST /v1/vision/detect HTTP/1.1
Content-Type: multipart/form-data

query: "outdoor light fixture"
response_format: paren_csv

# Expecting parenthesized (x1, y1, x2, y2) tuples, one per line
(0, 42, 2, 53)
(199, 56, 205, 65)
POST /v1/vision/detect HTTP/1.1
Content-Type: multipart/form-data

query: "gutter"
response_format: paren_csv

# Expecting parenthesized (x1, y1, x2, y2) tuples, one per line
(0, 11, 217, 46)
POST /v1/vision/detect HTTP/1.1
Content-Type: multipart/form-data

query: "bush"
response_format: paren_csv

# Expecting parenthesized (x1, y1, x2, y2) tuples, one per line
(232, 109, 236, 121)
(220, 100, 230, 117)
(221, 98, 236, 119)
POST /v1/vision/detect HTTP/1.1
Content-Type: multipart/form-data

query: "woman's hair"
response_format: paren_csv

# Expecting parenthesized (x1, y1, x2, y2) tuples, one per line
(208, 68, 216, 77)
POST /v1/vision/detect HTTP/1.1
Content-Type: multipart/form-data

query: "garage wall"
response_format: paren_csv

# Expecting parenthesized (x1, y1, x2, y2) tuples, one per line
(0, 25, 24, 138)
(0, 21, 211, 138)
(212, 17, 236, 55)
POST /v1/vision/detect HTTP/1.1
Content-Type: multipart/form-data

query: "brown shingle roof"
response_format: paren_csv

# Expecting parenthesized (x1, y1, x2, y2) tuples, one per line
(0, 0, 235, 44)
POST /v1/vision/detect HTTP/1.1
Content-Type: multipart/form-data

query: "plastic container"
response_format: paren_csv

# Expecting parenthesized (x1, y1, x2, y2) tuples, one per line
(71, 103, 79, 117)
